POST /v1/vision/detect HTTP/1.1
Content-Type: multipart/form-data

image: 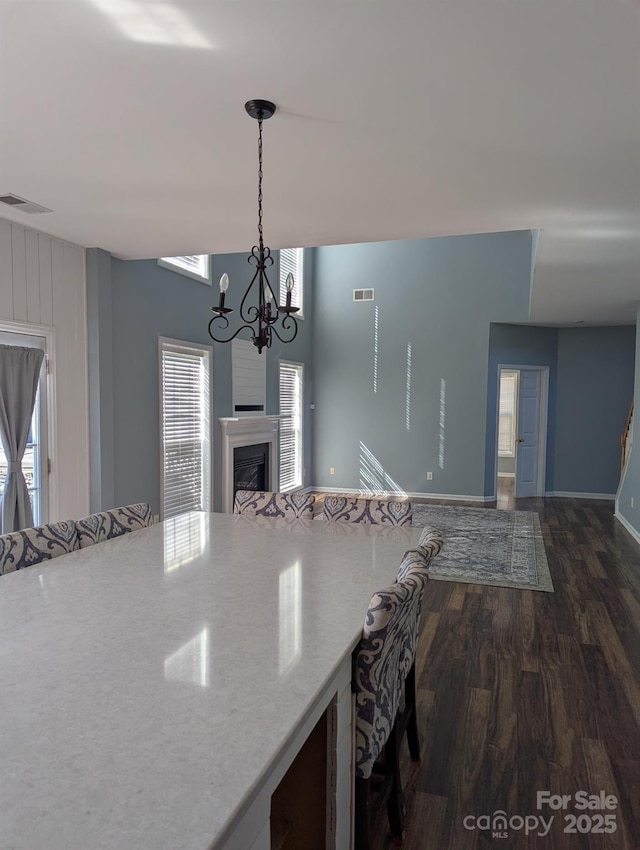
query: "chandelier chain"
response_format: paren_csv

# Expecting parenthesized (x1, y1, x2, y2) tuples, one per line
(257, 114, 264, 247)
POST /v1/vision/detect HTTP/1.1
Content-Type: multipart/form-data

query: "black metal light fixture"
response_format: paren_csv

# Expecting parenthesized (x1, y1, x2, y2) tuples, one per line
(208, 100, 299, 354)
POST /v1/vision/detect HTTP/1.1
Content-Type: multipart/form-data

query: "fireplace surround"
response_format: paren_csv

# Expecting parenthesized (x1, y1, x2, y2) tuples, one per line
(219, 417, 280, 513)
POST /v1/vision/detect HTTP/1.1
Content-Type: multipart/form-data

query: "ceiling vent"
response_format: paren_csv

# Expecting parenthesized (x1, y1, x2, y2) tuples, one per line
(353, 288, 374, 302)
(0, 194, 52, 215)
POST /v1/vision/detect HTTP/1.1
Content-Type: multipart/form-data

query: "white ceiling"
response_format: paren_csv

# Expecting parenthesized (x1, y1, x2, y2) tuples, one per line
(1, 0, 638, 323)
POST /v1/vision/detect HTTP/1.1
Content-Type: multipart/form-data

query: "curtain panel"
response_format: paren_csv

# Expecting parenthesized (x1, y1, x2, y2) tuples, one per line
(0, 345, 44, 533)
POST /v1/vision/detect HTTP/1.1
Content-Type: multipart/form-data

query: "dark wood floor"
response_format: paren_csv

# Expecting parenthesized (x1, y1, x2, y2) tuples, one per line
(369, 484, 640, 850)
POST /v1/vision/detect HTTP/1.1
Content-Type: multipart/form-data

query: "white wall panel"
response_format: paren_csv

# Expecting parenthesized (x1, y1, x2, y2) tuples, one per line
(0, 220, 14, 317)
(26, 229, 41, 324)
(0, 216, 89, 520)
(11, 225, 27, 321)
(38, 233, 53, 325)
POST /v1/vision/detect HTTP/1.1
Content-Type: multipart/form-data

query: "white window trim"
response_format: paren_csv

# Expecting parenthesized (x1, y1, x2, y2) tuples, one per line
(158, 255, 212, 285)
(278, 248, 304, 319)
(278, 359, 304, 492)
(159, 337, 213, 519)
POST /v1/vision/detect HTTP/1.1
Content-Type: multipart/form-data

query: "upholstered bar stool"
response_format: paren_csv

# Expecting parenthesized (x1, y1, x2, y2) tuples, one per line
(75, 502, 151, 548)
(353, 569, 428, 849)
(323, 495, 412, 526)
(233, 490, 315, 519)
(394, 528, 444, 762)
(0, 520, 79, 576)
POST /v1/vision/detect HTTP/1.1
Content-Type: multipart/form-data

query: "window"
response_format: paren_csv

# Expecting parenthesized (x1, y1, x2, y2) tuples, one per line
(158, 255, 211, 284)
(279, 248, 304, 317)
(498, 370, 518, 457)
(279, 361, 304, 491)
(0, 330, 49, 525)
(160, 339, 211, 519)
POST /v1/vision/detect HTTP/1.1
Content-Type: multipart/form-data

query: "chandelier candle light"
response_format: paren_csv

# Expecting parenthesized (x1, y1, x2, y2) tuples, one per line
(208, 100, 299, 354)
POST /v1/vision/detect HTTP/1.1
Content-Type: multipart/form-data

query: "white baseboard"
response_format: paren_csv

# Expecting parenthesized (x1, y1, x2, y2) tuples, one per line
(614, 510, 640, 546)
(311, 486, 493, 503)
(544, 491, 615, 500)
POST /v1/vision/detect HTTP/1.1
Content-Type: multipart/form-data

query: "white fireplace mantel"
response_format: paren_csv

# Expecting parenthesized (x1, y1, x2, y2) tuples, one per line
(219, 417, 281, 513)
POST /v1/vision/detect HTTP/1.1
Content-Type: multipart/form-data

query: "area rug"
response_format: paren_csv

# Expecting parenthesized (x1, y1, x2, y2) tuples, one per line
(412, 505, 553, 592)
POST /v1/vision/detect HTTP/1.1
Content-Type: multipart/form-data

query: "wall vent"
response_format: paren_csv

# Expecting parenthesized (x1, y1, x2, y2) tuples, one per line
(353, 288, 374, 302)
(0, 193, 52, 214)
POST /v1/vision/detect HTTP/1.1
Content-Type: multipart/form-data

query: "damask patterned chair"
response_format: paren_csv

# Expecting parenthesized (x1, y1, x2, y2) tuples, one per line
(353, 569, 428, 849)
(233, 490, 315, 519)
(393, 528, 444, 763)
(75, 502, 151, 549)
(0, 520, 79, 576)
(322, 496, 412, 526)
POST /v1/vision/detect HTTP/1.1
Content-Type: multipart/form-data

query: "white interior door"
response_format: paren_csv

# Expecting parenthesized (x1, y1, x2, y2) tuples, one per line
(515, 369, 540, 497)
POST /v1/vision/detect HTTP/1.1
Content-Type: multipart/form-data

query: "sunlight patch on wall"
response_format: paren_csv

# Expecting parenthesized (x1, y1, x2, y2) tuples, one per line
(406, 342, 412, 431)
(373, 306, 379, 394)
(279, 561, 302, 676)
(359, 441, 407, 497)
(439, 378, 446, 469)
(88, 0, 212, 48)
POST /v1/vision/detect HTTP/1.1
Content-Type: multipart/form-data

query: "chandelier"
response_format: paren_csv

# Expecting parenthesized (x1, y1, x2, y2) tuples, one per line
(208, 100, 299, 354)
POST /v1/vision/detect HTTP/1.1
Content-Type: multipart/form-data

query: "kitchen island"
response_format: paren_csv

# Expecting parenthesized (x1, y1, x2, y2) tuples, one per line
(0, 512, 417, 850)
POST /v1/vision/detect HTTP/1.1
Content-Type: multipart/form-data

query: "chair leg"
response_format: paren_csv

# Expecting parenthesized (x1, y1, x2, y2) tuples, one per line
(354, 775, 373, 850)
(405, 663, 421, 762)
(385, 722, 404, 843)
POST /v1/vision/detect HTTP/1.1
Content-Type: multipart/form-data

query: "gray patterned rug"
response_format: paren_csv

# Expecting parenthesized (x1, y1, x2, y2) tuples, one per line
(412, 505, 553, 592)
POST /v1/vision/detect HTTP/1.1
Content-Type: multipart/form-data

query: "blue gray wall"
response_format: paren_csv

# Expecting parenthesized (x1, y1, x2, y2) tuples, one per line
(554, 326, 635, 496)
(486, 324, 558, 496)
(86, 248, 313, 515)
(310, 232, 533, 498)
(617, 305, 640, 534)
(486, 323, 635, 498)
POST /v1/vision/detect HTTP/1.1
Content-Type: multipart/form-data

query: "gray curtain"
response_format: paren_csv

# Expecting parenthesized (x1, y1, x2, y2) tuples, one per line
(0, 345, 44, 533)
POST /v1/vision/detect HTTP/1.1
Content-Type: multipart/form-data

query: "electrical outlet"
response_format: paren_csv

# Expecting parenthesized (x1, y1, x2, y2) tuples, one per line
(426, 471, 433, 481)
(329, 467, 335, 475)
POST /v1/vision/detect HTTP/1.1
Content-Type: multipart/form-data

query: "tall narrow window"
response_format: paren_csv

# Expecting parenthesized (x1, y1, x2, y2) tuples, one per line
(160, 339, 211, 519)
(279, 248, 304, 317)
(279, 361, 303, 491)
(498, 370, 518, 457)
(158, 255, 211, 284)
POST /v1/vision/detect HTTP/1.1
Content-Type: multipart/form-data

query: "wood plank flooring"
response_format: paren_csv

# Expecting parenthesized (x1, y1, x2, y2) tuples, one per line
(368, 491, 640, 850)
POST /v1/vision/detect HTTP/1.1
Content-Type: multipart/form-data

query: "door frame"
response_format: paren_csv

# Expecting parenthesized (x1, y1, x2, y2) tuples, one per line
(494, 364, 549, 499)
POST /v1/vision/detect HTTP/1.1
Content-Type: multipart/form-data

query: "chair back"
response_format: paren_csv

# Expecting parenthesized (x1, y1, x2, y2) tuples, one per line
(76, 502, 151, 548)
(353, 570, 427, 779)
(396, 527, 443, 581)
(323, 496, 412, 526)
(0, 520, 79, 576)
(233, 490, 315, 519)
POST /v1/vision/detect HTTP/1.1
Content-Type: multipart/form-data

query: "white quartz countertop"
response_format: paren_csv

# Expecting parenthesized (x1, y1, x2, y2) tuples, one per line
(0, 512, 418, 850)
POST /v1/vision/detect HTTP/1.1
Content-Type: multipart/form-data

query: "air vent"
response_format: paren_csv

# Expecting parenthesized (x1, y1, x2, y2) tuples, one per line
(353, 288, 374, 302)
(0, 194, 52, 214)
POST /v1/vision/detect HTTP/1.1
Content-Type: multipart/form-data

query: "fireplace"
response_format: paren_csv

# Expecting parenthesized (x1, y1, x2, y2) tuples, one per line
(220, 417, 280, 512)
(234, 442, 270, 500)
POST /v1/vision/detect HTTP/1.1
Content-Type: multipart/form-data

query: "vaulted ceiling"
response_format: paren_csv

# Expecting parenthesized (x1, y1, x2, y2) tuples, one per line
(1, 0, 638, 323)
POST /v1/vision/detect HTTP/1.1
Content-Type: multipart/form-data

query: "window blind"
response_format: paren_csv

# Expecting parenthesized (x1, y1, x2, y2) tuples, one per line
(498, 371, 518, 457)
(161, 343, 210, 519)
(159, 255, 210, 282)
(279, 362, 303, 491)
(279, 248, 304, 316)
